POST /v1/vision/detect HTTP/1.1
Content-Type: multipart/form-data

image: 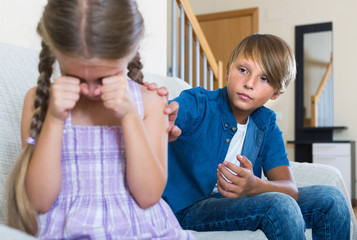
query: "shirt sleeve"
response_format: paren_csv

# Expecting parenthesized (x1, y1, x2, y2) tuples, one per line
(169, 88, 205, 136)
(260, 118, 290, 174)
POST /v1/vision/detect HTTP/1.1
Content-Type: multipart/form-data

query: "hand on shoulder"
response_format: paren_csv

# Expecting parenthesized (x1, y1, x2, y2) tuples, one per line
(142, 83, 181, 142)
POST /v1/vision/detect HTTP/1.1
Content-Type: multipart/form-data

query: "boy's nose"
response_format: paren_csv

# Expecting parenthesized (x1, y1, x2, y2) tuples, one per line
(244, 76, 255, 90)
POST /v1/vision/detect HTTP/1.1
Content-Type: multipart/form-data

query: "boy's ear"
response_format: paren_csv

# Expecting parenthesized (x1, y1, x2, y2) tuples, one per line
(270, 91, 280, 100)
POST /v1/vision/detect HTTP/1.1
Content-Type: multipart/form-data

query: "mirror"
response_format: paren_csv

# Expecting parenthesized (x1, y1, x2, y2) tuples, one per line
(295, 22, 333, 128)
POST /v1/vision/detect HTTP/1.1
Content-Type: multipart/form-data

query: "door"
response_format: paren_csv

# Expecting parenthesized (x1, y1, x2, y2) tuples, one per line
(197, 8, 258, 88)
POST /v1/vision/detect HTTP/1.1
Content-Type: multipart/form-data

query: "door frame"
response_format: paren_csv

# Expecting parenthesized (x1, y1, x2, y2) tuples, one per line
(197, 8, 258, 33)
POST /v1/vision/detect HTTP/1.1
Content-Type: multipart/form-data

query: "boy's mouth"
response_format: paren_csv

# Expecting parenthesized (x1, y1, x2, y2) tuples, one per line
(238, 93, 252, 100)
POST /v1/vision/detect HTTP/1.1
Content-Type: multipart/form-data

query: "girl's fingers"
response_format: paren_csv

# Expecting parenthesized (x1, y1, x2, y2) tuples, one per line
(49, 77, 81, 120)
(80, 83, 89, 95)
(101, 89, 124, 102)
(101, 76, 126, 89)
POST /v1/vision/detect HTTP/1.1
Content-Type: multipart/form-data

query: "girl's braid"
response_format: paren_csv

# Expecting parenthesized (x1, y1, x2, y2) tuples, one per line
(6, 41, 56, 236)
(127, 52, 144, 84)
(30, 41, 55, 139)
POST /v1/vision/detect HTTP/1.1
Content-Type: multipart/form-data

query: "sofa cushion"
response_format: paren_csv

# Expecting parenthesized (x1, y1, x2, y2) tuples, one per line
(1, 42, 355, 240)
(0, 42, 40, 223)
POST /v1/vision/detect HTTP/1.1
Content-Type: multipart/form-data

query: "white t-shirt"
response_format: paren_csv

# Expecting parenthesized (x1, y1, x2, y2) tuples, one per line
(211, 117, 249, 193)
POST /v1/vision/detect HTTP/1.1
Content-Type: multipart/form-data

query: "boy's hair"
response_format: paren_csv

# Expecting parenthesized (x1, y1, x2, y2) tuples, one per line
(7, 0, 144, 235)
(226, 34, 296, 93)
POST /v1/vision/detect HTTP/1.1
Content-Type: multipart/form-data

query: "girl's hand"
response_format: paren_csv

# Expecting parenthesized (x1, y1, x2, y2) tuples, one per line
(48, 76, 81, 121)
(216, 155, 258, 198)
(101, 76, 136, 119)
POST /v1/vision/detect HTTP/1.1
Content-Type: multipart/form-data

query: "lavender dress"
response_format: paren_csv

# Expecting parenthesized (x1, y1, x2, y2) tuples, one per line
(38, 79, 195, 239)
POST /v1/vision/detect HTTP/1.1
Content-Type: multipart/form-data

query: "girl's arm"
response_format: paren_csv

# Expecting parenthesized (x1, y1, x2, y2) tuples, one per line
(101, 76, 168, 208)
(22, 87, 64, 213)
(24, 78, 80, 213)
(122, 86, 168, 208)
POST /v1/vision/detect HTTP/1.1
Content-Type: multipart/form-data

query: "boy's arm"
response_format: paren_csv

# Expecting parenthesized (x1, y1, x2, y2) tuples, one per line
(217, 157, 299, 201)
(217, 117, 298, 201)
(145, 82, 202, 138)
(264, 165, 298, 199)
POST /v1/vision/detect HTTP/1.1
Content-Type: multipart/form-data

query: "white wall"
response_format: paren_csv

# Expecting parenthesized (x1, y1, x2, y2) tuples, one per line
(137, 0, 167, 75)
(0, 0, 167, 76)
(0, 0, 46, 49)
(190, 0, 357, 162)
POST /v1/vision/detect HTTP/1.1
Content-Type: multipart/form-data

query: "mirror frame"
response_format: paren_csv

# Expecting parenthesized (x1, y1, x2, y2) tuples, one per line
(295, 22, 333, 132)
(290, 22, 346, 163)
(294, 22, 346, 145)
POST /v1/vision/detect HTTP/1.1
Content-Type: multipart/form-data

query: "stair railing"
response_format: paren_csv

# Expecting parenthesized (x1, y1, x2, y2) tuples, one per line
(310, 53, 333, 127)
(170, 0, 224, 90)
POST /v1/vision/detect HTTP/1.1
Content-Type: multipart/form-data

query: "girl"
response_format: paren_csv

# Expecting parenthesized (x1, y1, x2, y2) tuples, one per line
(7, 0, 195, 239)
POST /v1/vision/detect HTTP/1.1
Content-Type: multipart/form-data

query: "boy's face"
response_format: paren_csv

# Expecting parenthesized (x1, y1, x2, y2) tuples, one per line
(226, 54, 279, 123)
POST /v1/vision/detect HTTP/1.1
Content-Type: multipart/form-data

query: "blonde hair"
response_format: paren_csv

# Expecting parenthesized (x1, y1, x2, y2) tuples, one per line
(7, 0, 144, 235)
(227, 34, 296, 93)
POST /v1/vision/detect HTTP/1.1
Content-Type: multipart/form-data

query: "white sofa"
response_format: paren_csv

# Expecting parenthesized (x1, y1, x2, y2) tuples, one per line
(0, 42, 356, 239)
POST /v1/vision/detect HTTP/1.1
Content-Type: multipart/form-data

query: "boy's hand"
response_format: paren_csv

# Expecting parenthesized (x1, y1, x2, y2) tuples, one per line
(49, 76, 81, 121)
(165, 101, 181, 142)
(216, 155, 258, 198)
(144, 82, 182, 142)
(144, 82, 169, 100)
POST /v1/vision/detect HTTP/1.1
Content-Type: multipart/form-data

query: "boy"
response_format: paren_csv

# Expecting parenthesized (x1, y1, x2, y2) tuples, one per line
(162, 34, 350, 239)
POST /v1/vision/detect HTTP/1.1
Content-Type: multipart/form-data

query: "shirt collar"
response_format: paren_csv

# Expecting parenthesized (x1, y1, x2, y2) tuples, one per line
(218, 87, 273, 132)
(219, 87, 238, 131)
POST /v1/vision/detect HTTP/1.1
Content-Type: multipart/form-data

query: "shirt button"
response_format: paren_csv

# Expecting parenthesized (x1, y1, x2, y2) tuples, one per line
(225, 139, 230, 143)
(225, 123, 228, 128)
(232, 127, 237, 131)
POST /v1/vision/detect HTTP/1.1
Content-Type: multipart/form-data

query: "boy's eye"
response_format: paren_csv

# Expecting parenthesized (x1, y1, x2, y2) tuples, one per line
(239, 67, 248, 74)
(261, 76, 269, 82)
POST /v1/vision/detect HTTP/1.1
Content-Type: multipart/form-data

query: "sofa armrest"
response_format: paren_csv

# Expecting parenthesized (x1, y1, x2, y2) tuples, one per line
(291, 161, 349, 187)
(290, 161, 357, 238)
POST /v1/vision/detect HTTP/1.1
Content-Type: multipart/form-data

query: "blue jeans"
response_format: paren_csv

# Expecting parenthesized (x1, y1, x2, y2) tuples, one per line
(175, 185, 350, 240)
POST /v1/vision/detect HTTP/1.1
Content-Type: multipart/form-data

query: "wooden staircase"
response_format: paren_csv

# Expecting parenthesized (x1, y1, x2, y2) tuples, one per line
(170, 0, 224, 90)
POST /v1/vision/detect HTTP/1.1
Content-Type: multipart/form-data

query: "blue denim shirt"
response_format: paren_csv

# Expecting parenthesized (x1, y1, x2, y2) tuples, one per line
(163, 87, 289, 213)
